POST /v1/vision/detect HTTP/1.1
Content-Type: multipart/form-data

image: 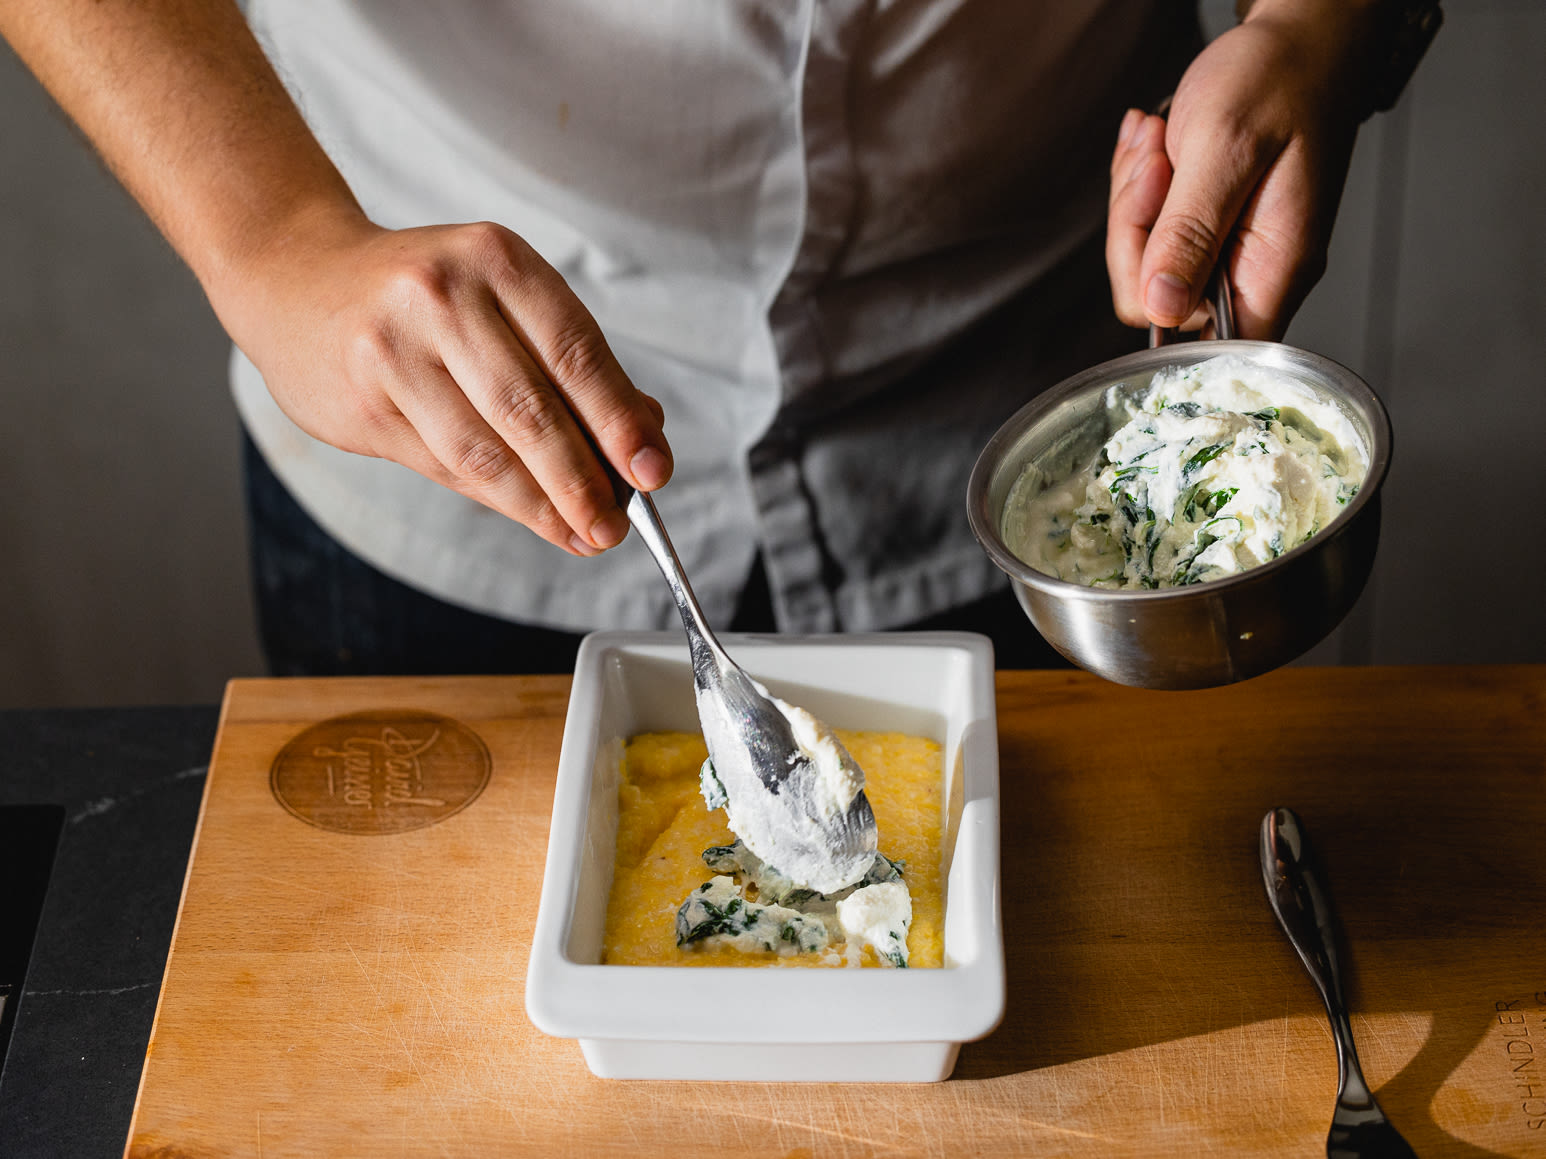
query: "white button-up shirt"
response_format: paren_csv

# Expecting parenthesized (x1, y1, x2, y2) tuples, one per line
(233, 0, 1198, 632)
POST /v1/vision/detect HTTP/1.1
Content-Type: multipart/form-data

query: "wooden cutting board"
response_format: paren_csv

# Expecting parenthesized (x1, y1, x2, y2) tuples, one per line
(125, 667, 1546, 1158)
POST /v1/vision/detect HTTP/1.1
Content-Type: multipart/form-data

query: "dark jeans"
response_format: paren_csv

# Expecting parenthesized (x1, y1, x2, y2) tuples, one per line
(243, 434, 1068, 675)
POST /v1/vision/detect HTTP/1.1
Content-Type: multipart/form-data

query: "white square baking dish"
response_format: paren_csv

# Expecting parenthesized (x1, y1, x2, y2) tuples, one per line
(524, 630, 1004, 1082)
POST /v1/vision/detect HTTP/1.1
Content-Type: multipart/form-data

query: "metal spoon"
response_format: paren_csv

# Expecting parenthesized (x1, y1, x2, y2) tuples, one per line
(624, 488, 878, 893)
(1260, 807, 1419, 1159)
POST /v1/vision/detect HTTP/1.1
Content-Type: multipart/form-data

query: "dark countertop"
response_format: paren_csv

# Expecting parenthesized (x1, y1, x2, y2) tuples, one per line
(0, 706, 217, 1159)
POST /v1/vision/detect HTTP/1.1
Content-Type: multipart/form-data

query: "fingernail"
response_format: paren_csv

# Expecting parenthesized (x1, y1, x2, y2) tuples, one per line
(1145, 272, 1191, 323)
(1118, 109, 1140, 146)
(1131, 116, 1157, 151)
(590, 509, 629, 550)
(630, 445, 671, 490)
(569, 534, 601, 557)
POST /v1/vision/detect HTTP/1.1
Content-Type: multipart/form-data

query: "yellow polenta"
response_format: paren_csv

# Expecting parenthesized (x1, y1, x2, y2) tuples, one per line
(602, 730, 944, 968)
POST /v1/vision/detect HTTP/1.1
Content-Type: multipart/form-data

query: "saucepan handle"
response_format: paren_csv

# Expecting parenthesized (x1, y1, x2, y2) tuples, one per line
(1149, 262, 1237, 348)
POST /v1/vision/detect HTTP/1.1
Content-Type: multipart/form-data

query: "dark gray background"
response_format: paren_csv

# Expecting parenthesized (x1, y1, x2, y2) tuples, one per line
(3, 1, 1542, 708)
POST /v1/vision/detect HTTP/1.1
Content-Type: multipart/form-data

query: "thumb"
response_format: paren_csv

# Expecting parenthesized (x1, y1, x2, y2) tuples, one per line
(1140, 130, 1275, 329)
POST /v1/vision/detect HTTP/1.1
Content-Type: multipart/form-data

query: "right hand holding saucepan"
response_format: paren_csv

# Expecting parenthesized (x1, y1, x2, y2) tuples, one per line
(1104, 0, 1374, 341)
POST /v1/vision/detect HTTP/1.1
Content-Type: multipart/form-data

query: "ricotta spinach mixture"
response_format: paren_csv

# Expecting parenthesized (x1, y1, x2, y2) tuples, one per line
(681, 757, 914, 966)
(1006, 356, 1366, 589)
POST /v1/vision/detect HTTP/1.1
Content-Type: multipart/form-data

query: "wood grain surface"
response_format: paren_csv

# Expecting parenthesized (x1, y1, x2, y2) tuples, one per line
(125, 667, 1546, 1158)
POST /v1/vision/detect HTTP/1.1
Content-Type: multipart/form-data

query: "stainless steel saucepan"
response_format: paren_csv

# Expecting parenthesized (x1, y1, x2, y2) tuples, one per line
(966, 273, 1392, 690)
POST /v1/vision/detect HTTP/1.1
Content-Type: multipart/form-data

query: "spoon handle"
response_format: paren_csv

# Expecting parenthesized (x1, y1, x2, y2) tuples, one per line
(579, 427, 723, 668)
(623, 489, 724, 672)
(1259, 807, 1371, 1098)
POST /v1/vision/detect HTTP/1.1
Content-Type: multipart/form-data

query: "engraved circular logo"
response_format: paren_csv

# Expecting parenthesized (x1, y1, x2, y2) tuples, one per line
(270, 710, 491, 835)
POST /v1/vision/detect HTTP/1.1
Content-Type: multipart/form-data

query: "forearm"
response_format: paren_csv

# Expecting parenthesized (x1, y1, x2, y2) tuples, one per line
(0, 0, 367, 314)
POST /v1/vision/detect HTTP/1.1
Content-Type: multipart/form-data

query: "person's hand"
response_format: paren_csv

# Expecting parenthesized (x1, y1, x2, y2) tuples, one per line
(1106, 1, 1377, 340)
(219, 212, 672, 557)
(0, 0, 667, 557)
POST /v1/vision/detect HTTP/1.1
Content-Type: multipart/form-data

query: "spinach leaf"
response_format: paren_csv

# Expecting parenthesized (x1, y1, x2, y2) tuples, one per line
(1108, 463, 1157, 495)
(1204, 487, 1238, 517)
(698, 758, 728, 811)
(1182, 442, 1229, 483)
(1181, 482, 1236, 523)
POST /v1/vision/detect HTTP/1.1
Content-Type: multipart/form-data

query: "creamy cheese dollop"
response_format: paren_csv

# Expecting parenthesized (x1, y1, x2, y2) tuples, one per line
(836, 881, 913, 968)
(1004, 355, 1367, 589)
(770, 695, 866, 823)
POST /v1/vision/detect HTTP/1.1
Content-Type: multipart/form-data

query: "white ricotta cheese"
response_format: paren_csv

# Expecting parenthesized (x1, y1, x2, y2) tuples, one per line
(770, 695, 866, 823)
(836, 881, 913, 968)
(1004, 355, 1367, 589)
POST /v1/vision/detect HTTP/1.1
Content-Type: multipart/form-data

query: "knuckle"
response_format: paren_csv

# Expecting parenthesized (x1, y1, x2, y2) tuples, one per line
(1104, 229, 1129, 274)
(525, 497, 575, 545)
(588, 401, 649, 451)
(1110, 146, 1151, 201)
(488, 382, 566, 446)
(1111, 157, 1169, 227)
(355, 395, 405, 445)
(1109, 147, 1132, 188)
(1213, 119, 1268, 170)
(386, 259, 458, 311)
(1159, 212, 1220, 269)
(1246, 223, 1327, 291)
(448, 436, 516, 488)
(1109, 172, 1141, 215)
(552, 462, 610, 511)
(544, 319, 609, 388)
(459, 220, 520, 266)
(344, 321, 399, 380)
